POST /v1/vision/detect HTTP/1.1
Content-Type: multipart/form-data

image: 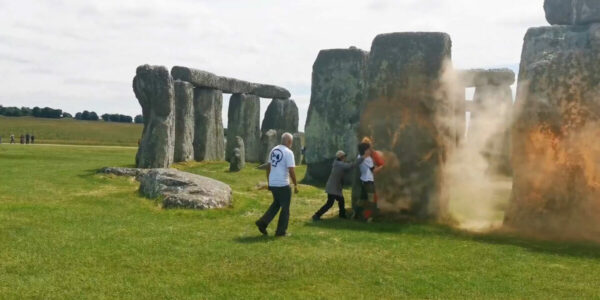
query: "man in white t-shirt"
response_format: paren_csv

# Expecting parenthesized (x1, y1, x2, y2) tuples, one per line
(255, 132, 298, 237)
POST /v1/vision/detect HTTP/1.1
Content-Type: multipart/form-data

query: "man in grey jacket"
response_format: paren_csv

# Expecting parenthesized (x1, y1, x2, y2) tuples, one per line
(312, 149, 371, 220)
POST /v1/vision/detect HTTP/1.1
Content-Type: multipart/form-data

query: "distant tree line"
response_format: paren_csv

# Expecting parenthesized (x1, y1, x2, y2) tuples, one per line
(0, 106, 64, 118)
(0, 105, 143, 124)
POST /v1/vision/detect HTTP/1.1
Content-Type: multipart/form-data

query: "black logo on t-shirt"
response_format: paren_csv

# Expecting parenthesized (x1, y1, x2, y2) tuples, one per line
(270, 149, 284, 167)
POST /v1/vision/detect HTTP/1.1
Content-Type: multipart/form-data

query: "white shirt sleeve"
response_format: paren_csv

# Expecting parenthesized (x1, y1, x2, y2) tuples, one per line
(287, 149, 296, 168)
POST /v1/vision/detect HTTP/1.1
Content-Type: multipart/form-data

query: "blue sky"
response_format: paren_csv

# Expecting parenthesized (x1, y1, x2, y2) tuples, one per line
(0, 0, 546, 130)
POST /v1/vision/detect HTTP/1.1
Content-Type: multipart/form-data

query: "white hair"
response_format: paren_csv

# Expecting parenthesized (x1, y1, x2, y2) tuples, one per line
(281, 132, 293, 145)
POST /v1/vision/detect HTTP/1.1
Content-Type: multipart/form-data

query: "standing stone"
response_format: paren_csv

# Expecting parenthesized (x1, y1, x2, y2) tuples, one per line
(304, 47, 369, 183)
(133, 65, 175, 168)
(260, 129, 280, 163)
(261, 99, 299, 134)
(292, 132, 303, 165)
(355, 32, 455, 220)
(229, 136, 245, 172)
(173, 80, 195, 162)
(193, 88, 225, 161)
(544, 0, 600, 25)
(506, 24, 600, 237)
(226, 94, 261, 162)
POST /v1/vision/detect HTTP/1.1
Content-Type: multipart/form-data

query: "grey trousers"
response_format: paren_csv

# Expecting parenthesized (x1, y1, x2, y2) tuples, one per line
(258, 186, 291, 235)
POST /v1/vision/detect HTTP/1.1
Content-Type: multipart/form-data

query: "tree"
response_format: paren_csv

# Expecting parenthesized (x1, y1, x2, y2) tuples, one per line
(81, 110, 90, 120)
(32, 107, 41, 117)
(89, 111, 99, 121)
(134, 115, 143, 124)
(75, 112, 82, 120)
(62, 112, 73, 118)
(101, 114, 110, 121)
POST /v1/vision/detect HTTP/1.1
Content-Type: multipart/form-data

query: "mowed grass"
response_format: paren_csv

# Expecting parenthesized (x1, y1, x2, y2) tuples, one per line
(0, 116, 142, 146)
(1, 144, 599, 299)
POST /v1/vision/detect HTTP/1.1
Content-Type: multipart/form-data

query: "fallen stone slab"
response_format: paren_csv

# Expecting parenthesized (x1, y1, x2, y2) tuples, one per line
(99, 167, 232, 210)
(544, 0, 600, 25)
(171, 66, 291, 99)
(99, 167, 148, 177)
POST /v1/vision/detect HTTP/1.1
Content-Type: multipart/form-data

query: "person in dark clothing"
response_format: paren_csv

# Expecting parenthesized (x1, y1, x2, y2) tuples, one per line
(312, 149, 371, 221)
(255, 132, 298, 237)
(30, 135, 35, 144)
(10, 134, 15, 144)
(25, 133, 30, 144)
(20, 134, 25, 144)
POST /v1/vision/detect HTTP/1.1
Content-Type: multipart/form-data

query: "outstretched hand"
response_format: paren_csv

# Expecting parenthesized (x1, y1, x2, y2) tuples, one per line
(294, 186, 299, 194)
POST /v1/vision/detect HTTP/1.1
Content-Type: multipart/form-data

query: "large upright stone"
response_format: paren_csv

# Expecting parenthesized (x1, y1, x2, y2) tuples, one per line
(193, 88, 225, 161)
(133, 65, 175, 168)
(261, 99, 299, 134)
(229, 136, 245, 172)
(292, 132, 303, 165)
(356, 32, 455, 219)
(544, 0, 600, 25)
(173, 80, 195, 162)
(304, 47, 369, 183)
(226, 94, 261, 162)
(506, 24, 600, 237)
(260, 129, 280, 163)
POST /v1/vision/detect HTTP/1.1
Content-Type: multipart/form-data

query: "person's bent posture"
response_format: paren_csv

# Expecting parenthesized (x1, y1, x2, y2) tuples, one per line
(312, 149, 370, 221)
(255, 132, 298, 237)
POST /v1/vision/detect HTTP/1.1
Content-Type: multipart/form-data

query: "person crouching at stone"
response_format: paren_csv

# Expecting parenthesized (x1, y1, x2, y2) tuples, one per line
(255, 132, 298, 237)
(312, 149, 371, 221)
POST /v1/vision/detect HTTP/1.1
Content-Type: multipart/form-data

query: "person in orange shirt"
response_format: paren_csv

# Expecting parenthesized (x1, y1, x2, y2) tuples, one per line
(361, 137, 384, 220)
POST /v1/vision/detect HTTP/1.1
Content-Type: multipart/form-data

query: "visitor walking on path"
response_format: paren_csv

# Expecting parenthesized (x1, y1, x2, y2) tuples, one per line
(25, 133, 30, 144)
(20, 134, 24, 144)
(312, 149, 371, 221)
(31, 135, 35, 144)
(255, 132, 298, 237)
(10, 134, 15, 144)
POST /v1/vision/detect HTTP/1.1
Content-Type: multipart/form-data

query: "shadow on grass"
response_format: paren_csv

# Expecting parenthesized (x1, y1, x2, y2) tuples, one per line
(234, 235, 276, 244)
(306, 217, 600, 260)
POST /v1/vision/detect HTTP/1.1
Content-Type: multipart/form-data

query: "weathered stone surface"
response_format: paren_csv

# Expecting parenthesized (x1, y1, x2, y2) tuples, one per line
(133, 65, 175, 168)
(458, 68, 516, 87)
(292, 132, 303, 165)
(261, 99, 299, 134)
(193, 88, 225, 161)
(304, 47, 369, 183)
(99, 167, 232, 210)
(229, 136, 245, 172)
(99, 167, 148, 177)
(260, 129, 280, 163)
(355, 32, 455, 219)
(252, 84, 292, 99)
(171, 66, 291, 99)
(544, 0, 600, 25)
(506, 24, 600, 237)
(174, 80, 195, 162)
(139, 169, 232, 210)
(226, 94, 261, 162)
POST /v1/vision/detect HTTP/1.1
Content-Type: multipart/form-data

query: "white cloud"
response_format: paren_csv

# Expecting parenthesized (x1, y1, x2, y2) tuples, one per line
(0, 0, 546, 130)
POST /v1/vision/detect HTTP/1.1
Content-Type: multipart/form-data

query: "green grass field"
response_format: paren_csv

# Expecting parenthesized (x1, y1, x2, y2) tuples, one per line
(0, 116, 142, 146)
(1, 144, 599, 299)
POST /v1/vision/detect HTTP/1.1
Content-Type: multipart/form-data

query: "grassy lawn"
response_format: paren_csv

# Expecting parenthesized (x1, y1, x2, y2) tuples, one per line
(0, 116, 142, 146)
(1, 144, 599, 299)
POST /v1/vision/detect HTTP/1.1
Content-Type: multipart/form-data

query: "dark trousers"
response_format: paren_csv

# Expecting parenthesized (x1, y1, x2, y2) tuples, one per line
(314, 194, 346, 218)
(258, 186, 291, 235)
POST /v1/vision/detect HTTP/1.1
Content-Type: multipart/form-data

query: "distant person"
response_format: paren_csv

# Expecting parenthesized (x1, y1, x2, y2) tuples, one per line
(20, 134, 25, 144)
(255, 132, 298, 237)
(10, 134, 15, 144)
(312, 149, 371, 221)
(25, 133, 30, 144)
(30, 135, 35, 144)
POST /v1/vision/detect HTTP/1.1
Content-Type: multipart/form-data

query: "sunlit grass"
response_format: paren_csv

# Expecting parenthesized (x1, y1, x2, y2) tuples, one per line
(1, 144, 599, 299)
